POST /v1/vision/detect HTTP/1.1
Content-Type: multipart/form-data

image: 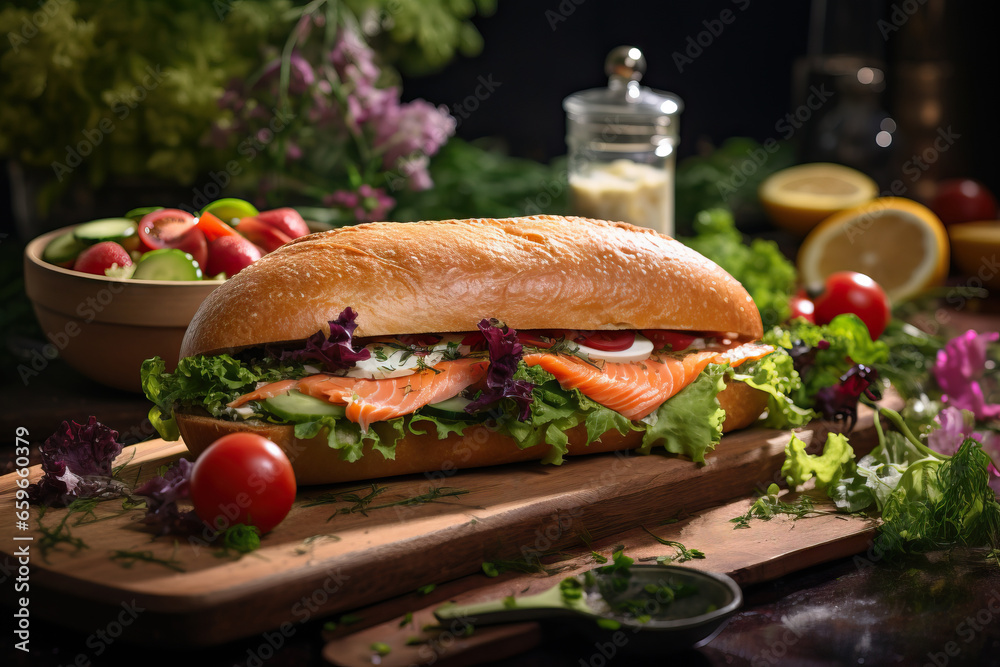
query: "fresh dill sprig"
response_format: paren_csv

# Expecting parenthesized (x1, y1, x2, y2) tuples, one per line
(305, 484, 470, 520)
(36, 506, 89, 563)
(111, 447, 137, 478)
(363, 487, 470, 512)
(110, 548, 186, 572)
(730, 484, 839, 529)
(879, 437, 1000, 556)
(639, 527, 706, 563)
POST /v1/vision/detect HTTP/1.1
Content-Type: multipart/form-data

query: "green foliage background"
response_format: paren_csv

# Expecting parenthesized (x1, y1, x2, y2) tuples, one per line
(0, 0, 493, 213)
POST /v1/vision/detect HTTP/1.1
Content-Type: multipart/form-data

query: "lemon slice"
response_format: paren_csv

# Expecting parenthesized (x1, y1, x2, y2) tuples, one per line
(948, 221, 1000, 288)
(760, 163, 879, 235)
(797, 197, 950, 302)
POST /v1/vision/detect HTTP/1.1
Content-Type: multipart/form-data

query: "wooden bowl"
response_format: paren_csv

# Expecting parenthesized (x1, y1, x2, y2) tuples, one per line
(23, 226, 223, 393)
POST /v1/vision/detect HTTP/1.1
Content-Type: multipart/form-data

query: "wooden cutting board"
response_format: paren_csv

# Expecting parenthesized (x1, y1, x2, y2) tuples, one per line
(0, 408, 885, 648)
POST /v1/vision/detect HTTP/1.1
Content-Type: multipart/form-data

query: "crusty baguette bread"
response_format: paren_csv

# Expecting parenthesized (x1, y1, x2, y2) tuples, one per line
(176, 380, 769, 485)
(181, 215, 762, 357)
(174, 215, 772, 484)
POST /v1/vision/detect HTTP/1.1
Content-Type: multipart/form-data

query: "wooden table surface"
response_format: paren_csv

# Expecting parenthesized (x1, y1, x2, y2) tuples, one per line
(4, 307, 1000, 667)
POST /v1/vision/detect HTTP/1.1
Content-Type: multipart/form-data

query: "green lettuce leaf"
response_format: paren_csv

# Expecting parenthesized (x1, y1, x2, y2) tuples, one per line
(764, 313, 889, 402)
(639, 363, 727, 463)
(781, 432, 855, 489)
(730, 351, 817, 429)
(494, 363, 643, 465)
(294, 416, 407, 463)
(681, 208, 797, 328)
(409, 413, 477, 439)
(141, 353, 309, 441)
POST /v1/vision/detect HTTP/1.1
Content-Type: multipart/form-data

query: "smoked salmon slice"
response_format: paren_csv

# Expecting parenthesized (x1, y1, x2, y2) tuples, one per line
(228, 341, 774, 428)
(523, 342, 774, 421)
(228, 357, 488, 431)
(227, 379, 301, 408)
(522, 351, 721, 421)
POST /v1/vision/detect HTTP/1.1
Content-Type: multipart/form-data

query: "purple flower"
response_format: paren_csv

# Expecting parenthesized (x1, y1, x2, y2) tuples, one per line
(373, 99, 456, 173)
(933, 330, 1000, 420)
(255, 53, 316, 96)
(346, 85, 398, 131)
(928, 406, 1000, 496)
(330, 29, 378, 84)
(323, 185, 395, 222)
(928, 406, 977, 456)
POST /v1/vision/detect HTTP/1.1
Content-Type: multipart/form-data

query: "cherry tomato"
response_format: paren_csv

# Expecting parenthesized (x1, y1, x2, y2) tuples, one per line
(190, 433, 296, 535)
(812, 271, 891, 339)
(138, 209, 196, 251)
(252, 208, 310, 239)
(195, 210, 242, 242)
(641, 330, 698, 352)
(138, 209, 208, 269)
(789, 292, 816, 324)
(397, 333, 443, 347)
(237, 217, 294, 253)
(73, 241, 133, 276)
(928, 178, 998, 227)
(574, 330, 636, 351)
(205, 235, 262, 278)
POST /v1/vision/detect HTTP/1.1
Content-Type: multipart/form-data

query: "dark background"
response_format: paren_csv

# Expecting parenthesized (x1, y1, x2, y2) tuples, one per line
(401, 0, 999, 194)
(2, 0, 998, 240)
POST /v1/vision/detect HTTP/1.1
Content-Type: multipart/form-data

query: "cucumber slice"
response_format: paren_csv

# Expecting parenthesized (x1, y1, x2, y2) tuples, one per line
(421, 395, 473, 421)
(202, 198, 259, 225)
(73, 218, 138, 245)
(42, 231, 88, 266)
(131, 248, 203, 281)
(262, 390, 346, 421)
(124, 206, 163, 222)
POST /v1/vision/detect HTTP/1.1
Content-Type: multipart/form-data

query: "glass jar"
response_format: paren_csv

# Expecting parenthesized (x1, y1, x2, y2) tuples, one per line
(563, 46, 683, 236)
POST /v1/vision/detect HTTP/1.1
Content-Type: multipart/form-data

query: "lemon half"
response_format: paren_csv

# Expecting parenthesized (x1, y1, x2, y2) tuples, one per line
(948, 221, 1000, 289)
(760, 163, 879, 235)
(797, 197, 950, 302)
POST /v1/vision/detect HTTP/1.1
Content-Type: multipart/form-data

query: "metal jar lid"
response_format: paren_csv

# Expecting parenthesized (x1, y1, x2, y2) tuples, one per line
(563, 46, 683, 134)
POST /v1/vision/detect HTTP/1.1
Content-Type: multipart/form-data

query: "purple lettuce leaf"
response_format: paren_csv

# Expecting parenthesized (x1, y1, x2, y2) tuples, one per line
(814, 364, 881, 432)
(276, 307, 371, 371)
(27, 417, 129, 506)
(465, 318, 534, 421)
(133, 458, 205, 536)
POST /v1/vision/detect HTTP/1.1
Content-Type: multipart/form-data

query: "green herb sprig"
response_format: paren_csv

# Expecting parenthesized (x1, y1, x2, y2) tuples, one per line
(639, 527, 706, 563)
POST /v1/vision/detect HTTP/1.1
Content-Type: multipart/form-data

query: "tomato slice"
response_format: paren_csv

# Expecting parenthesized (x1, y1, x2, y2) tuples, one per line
(138, 209, 196, 252)
(574, 330, 636, 351)
(237, 216, 294, 253)
(460, 331, 488, 351)
(396, 333, 443, 347)
(642, 330, 699, 352)
(196, 210, 241, 242)
(517, 329, 573, 348)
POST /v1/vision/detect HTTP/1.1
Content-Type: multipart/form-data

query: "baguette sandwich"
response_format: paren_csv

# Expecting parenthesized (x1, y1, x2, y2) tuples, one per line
(142, 215, 776, 485)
